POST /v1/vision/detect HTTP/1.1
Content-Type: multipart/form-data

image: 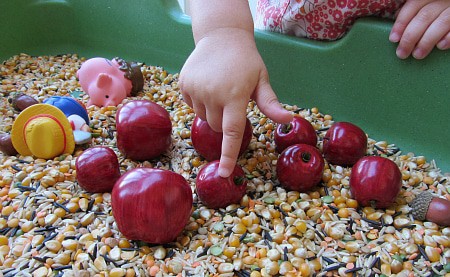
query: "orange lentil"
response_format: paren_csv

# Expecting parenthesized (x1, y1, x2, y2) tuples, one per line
(192, 262, 200, 268)
(148, 265, 159, 276)
(146, 259, 155, 267)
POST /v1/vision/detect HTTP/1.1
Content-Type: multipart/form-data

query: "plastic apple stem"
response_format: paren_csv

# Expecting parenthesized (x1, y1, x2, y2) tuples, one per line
(233, 176, 245, 186)
(281, 123, 292, 134)
(301, 152, 311, 163)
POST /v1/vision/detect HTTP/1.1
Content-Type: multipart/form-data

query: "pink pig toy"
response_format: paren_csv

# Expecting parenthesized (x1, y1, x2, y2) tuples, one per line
(77, 57, 144, 107)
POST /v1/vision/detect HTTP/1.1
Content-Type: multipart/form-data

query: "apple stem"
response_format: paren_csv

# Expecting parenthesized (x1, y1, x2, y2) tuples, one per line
(281, 123, 292, 134)
(301, 152, 311, 163)
(233, 176, 245, 186)
(370, 200, 378, 209)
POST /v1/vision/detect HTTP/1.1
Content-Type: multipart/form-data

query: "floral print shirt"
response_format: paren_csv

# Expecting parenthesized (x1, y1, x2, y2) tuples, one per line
(255, 0, 406, 40)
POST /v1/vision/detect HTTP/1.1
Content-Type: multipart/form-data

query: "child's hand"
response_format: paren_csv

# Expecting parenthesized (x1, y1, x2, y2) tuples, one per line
(180, 28, 292, 177)
(390, 0, 450, 59)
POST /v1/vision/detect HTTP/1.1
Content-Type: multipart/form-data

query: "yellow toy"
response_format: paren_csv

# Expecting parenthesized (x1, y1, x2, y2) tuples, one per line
(11, 104, 75, 159)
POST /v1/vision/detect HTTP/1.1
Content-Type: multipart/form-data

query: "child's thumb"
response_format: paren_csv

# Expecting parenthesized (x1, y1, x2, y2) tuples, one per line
(253, 79, 293, 124)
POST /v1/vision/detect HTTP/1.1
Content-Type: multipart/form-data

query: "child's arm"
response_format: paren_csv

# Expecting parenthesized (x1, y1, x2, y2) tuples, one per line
(180, 0, 292, 177)
(390, 0, 450, 59)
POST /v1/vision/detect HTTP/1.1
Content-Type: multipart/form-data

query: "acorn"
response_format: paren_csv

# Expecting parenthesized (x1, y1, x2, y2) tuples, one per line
(0, 133, 18, 156)
(8, 92, 39, 111)
(410, 191, 450, 227)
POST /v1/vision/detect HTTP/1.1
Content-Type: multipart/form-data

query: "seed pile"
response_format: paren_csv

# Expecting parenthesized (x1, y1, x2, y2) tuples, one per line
(0, 53, 449, 277)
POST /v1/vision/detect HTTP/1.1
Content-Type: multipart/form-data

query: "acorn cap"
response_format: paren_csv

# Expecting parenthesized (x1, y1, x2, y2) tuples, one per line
(410, 191, 434, 221)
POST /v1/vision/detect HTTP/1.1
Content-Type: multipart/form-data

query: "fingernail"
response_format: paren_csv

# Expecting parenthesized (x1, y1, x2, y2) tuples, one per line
(396, 47, 408, 59)
(412, 48, 424, 59)
(389, 32, 400, 43)
(218, 167, 232, 178)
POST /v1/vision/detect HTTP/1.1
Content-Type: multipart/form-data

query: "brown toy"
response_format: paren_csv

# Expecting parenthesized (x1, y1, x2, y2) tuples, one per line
(411, 191, 450, 227)
(8, 92, 39, 111)
(0, 133, 18, 156)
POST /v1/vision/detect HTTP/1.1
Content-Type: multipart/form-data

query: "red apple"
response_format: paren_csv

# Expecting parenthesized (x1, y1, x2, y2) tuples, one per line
(349, 156, 402, 209)
(276, 144, 324, 192)
(0, 133, 18, 156)
(191, 116, 252, 161)
(112, 168, 193, 244)
(322, 122, 367, 166)
(274, 116, 317, 153)
(196, 160, 247, 209)
(116, 100, 172, 160)
(75, 146, 121, 192)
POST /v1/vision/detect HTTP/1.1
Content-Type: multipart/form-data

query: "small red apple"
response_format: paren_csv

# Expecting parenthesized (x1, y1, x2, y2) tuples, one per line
(322, 122, 367, 166)
(112, 168, 193, 244)
(349, 156, 402, 209)
(191, 115, 252, 161)
(116, 100, 172, 160)
(276, 144, 324, 192)
(274, 116, 317, 153)
(196, 160, 247, 209)
(75, 146, 121, 192)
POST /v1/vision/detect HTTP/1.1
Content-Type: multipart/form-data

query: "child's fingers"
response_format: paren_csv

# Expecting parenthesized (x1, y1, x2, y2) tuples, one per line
(395, 2, 445, 59)
(437, 32, 450, 49)
(390, 0, 424, 43)
(192, 101, 207, 122)
(180, 91, 193, 107)
(413, 10, 450, 58)
(205, 105, 224, 132)
(253, 76, 293, 124)
(218, 105, 248, 178)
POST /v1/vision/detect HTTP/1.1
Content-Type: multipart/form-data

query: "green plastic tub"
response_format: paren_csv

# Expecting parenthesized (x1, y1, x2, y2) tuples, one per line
(1, 0, 449, 173)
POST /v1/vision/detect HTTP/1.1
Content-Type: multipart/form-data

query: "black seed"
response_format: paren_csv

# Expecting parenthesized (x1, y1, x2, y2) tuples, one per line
(345, 266, 363, 273)
(10, 165, 22, 171)
(417, 244, 429, 261)
(53, 265, 72, 271)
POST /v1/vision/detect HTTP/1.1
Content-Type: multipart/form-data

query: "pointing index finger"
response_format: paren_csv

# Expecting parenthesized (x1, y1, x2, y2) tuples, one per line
(218, 105, 247, 178)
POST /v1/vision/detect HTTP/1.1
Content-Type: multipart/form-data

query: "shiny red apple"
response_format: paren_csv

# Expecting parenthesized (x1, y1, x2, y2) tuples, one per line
(116, 100, 172, 160)
(196, 160, 247, 209)
(276, 144, 324, 192)
(191, 115, 252, 161)
(111, 168, 193, 244)
(274, 116, 317, 153)
(349, 156, 402, 209)
(75, 146, 121, 192)
(322, 122, 367, 166)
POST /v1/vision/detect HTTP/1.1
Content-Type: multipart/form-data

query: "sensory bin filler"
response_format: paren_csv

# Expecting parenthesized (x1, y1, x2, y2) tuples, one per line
(0, 1, 449, 277)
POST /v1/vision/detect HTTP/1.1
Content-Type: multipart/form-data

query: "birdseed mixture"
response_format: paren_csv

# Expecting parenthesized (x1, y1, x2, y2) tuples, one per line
(0, 53, 449, 277)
